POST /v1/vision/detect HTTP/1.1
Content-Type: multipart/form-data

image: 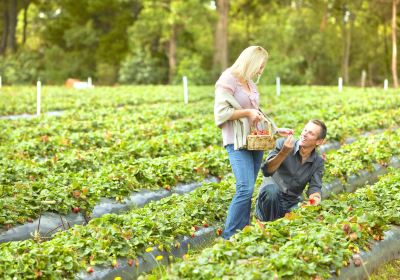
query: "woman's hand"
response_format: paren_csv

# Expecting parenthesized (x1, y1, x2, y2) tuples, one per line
(277, 127, 294, 137)
(247, 109, 263, 125)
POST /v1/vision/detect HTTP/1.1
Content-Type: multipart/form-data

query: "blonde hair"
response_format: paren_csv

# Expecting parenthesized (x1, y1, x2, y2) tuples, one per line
(231, 46, 268, 82)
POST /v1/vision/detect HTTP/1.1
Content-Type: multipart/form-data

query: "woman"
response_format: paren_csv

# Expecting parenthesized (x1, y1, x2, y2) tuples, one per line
(214, 46, 291, 239)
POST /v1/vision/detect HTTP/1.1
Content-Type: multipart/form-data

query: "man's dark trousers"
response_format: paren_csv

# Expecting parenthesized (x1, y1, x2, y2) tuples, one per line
(255, 181, 302, 222)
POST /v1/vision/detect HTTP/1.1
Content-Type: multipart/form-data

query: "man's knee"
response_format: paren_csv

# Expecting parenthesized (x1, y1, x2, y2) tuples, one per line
(259, 183, 280, 202)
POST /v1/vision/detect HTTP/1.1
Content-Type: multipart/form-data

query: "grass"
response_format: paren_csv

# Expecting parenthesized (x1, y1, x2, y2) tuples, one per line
(370, 259, 400, 280)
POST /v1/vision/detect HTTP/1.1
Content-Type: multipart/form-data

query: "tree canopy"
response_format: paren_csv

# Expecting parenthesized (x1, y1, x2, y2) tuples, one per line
(0, 0, 398, 87)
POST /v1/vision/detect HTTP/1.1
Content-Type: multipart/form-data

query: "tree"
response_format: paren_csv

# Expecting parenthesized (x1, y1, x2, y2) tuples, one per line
(213, 0, 229, 77)
(392, 0, 398, 88)
(123, 0, 214, 84)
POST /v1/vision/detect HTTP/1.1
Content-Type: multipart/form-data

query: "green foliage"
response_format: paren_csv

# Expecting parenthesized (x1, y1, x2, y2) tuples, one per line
(174, 54, 210, 85)
(0, 0, 398, 85)
(118, 49, 168, 84)
(0, 49, 40, 84)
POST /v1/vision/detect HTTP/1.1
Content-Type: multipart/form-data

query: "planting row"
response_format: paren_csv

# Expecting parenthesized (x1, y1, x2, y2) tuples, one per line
(0, 146, 229, 227)
(1, 127, 400, 228)
(1, 156, 399, 279)
(0, 86, 214, 115)
(0, 176, 237, 279)
(1, 86, 399, 140)
(161, 168, 400, 280)
(1, 101, 399, 172)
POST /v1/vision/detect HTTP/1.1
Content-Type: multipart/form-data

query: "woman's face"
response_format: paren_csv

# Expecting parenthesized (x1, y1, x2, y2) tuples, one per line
(258, 61, 265, 74)
(253, 60, 265, 78)
(251, 61, 265, 80)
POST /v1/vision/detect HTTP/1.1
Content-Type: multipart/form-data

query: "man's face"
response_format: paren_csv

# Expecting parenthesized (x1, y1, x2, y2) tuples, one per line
(299, 122, 324, 148)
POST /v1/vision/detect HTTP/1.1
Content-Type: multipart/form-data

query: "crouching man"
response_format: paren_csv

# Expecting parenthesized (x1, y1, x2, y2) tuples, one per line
(255, 120, 327, 222)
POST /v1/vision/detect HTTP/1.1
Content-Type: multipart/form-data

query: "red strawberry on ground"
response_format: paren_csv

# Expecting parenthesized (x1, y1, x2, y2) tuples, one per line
(342, 223, 351, 234)
(86, 267, 94, 273)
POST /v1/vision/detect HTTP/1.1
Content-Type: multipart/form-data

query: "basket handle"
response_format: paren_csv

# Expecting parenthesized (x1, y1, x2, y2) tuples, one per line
(261, 116, 273, 137)
(250, 118, 273, 137)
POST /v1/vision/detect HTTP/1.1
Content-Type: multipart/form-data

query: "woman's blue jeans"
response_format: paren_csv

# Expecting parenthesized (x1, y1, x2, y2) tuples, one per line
(222, 144, 264, 239)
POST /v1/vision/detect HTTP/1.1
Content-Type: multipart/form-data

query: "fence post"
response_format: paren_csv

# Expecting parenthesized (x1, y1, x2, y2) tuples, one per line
(276, 77, 280, 96)
(338, 77, 343, 92)
(37, 80, 41, 115)
(183, 76, 188, 104)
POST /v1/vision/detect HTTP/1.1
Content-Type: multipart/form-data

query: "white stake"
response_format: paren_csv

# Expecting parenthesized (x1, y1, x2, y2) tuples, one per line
(0, 76, 2, 88)
(276, 77, 281, 96)
(338, 77, 343, 92)
(183, 76, 188, 104)
(384, 79, 388, 91)
(361, 70, 366, 88)
(88, 77, 92, 88)
(37, 80, 41, 115)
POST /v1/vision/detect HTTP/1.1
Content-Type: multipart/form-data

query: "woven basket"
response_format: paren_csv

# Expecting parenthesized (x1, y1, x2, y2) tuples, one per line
(246, 119, 276, 151)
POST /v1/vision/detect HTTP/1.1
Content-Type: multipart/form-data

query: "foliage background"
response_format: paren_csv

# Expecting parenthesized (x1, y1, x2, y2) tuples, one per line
(0, 0, 398, 86)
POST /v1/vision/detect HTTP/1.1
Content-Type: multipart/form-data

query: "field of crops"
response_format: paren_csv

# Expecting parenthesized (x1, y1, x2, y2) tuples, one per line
(0, 85, 399, 279)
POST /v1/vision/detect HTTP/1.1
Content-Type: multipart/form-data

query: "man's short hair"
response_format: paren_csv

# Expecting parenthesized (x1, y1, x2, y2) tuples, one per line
(310, 120, 327, 140)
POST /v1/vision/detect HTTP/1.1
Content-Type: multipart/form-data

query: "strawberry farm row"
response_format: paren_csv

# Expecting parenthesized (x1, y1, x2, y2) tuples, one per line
(0, 96, 399, 167)
(0, 122, 399, 229)
(160, 169, 400, 280)
(1, 127, 399, 246)
(1, 160, 399, 279)
(0, 86, 214, 115)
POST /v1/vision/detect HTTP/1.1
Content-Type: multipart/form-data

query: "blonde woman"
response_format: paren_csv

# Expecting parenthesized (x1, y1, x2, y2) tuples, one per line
(214, 46, 292, 239)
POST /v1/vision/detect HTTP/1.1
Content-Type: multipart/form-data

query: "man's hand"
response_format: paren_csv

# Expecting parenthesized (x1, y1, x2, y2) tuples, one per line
(307, 193, 321, 206)
(281, 134, 295, 155)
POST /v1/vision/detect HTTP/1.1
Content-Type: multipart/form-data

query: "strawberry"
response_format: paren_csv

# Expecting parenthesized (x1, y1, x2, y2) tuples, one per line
(309, 198, 316, 205)
(191, 233, 195, 238)
(72, 207, 80, 213)
(349, 232, 358, 241)
(86, 267, 94, 273)
(216, 228, 223, 236)
(35, 270, 42, 278)
(193, 225, 199, 231)
(127, 259, 134, 266)
(72, 190, 81, 198)
(112, 260, 119, 268)
(27, 217, 34, 223)
(164, 185, 171, 191)
(342, 223, 350, 234)
(203, 223, 209, 228)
